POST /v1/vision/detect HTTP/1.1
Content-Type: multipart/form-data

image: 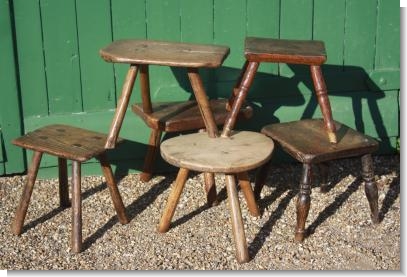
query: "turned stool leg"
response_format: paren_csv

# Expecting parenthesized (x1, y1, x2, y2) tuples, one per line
(310, 65, 337, 143)
(140, 129, 162, 182)
(158, 168, 189, 233)
(361, 154, 379, 224)
(98, 154, 129, 224)
(204, 172, 219, 207)
(318, 162, 330, 193)
(237, 172, 260, 217)
(71, 161, 82, 253)
(295, 163, 312, 242)
(253, 160, 272, 200)
(11, 151, 43, 235)
(58, 157, 70, 207)
(225, 174, 249, 263)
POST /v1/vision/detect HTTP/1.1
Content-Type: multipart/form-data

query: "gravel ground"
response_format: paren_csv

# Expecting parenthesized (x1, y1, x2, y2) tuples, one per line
(0, 154, 400, 271)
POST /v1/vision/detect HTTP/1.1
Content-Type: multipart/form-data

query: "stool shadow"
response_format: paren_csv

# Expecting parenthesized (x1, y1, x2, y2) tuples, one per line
(83, 175, 174, 251)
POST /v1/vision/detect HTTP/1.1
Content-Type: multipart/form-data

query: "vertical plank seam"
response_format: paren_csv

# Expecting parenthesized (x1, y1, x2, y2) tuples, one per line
(108, 0, 118, 106)
(38, 0, 51, 116)
(373, 0, 380, 71)
(73, 0, 84, 112)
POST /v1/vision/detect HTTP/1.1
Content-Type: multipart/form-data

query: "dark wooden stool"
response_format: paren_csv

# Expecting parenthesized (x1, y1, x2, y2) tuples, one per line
(100, 40, 253, 185)
(254, 119, 380, 242)
(226, 37, 337, 143)
(230, 37, 380, 242)
(11, 124, 129, 253)
(158, 131, 274, 263)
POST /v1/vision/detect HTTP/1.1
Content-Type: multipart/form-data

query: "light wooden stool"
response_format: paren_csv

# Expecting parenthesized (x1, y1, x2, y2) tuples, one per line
(158, 131, 274, 263)
(11, 124, 129, 253)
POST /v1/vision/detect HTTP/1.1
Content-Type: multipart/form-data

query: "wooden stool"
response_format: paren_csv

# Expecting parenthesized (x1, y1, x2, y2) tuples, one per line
(226, 37, 337, 142)
(100, 40, 253, 185)
(254, 119, 380, 242)
(158, 131, 274, 263)
(11, 124, 129, 253)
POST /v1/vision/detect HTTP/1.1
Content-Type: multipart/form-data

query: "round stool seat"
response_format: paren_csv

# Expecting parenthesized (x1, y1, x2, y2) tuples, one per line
(160, 131, 274, 173)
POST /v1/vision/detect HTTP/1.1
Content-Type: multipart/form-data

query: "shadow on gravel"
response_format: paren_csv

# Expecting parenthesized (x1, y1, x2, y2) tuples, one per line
(82, 175, 174, 251)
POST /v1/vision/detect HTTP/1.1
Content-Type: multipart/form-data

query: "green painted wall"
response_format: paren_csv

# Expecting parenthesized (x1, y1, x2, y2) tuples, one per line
(0, 0, 400, 177)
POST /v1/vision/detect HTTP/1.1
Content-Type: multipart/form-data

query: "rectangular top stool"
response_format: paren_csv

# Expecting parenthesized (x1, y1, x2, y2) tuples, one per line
(11, 124, 129, 253)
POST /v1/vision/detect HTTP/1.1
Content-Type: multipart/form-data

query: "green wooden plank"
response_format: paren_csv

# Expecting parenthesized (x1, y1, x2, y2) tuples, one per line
(179, 0, 215, 97)
(280, 0, 313, 77)
(76, 0, 116, 112)
(375, 0, 400, 69)
(314, 0, 346, 68)
(213, 0, 245, 69)
(40, 0, 82, 114)
(344, 0, 377, 71)
(13, 0, 48, 118)
(247, 0, 280, 75)
(0, 0, 25, 175)
(146, 0, 187, 103)
(111, 0, 147, 105)
(180, 0, 213, 43)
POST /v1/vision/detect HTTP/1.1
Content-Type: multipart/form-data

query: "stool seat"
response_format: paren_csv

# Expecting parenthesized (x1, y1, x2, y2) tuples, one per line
(160, 131, 274, 173)
(132, 99, 253, 132)
(100, 39, 230, 68)
(261, 119, 379, 164)
(245, 37, 326, 65)
(12, 124, 121, 162)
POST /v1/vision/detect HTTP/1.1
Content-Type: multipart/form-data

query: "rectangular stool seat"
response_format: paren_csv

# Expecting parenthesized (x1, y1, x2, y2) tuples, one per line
(100, 39, 230, 68)
(12, 125, 122, 162)
(132, 99, 252, 132)
(245, 37, 326, 65)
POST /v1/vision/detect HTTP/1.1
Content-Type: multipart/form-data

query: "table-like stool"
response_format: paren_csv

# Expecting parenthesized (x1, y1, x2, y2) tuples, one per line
(11, 124, 129, 253)
(100, 40, 253, 190)
(254, 119, 380, 242)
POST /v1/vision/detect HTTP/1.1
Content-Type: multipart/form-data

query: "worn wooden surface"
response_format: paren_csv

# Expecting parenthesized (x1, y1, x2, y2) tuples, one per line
(245, 37, 326, 65)
(160, 131, 274, 173)
(256, 118, 380, 242)
(260, 119, 378, 163)
(12, 125, 121, 162)
(132, 99, 252, 132)
(100, 39, 230, 68)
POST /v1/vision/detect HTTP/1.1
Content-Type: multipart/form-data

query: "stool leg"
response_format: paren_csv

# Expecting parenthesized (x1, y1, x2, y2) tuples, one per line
(140, 129, 162, 182)
(310, 65, 337, 143)
(225, 174, 250, 263)
(71, 161, 82, 253)
(98, 154, 129, 225)
(158, 168, 189, 233)
(204, 172, 219, 206)
(58, 157, 70, 207)
(295, 163, 312, 242)
(253, 160, 272, 200)
(11, 151, 43, 235)
(237, 172, 260, 217)
(318, 162, 330, 193)
(361, 154, 379, 224)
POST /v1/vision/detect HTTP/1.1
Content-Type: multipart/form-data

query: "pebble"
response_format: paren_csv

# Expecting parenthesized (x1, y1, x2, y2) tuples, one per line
(0, 155, 400, 270)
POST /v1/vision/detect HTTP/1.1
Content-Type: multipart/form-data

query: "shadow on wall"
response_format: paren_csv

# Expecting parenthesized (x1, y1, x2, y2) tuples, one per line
(108, 62, 396, 176)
